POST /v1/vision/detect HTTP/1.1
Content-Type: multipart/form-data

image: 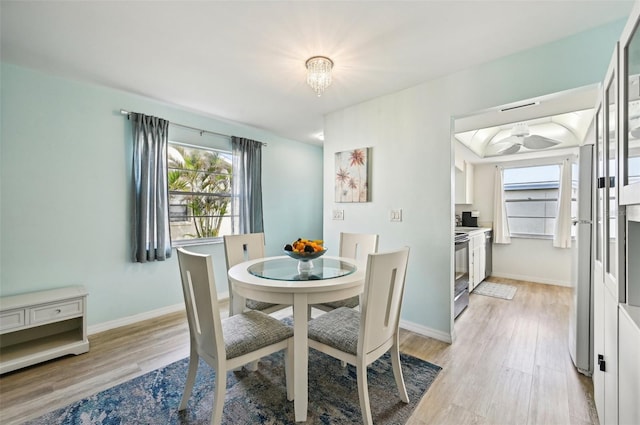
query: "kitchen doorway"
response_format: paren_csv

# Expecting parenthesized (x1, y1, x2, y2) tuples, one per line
(451, 84, 598, 320)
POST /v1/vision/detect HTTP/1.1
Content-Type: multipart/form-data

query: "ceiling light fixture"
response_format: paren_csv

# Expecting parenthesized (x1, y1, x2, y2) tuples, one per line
(305, 56, 333, 97)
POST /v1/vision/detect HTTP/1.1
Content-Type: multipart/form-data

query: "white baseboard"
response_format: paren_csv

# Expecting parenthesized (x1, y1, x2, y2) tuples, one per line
(88, 295, 453, 346)
(87, 292, 230, 335)
(489, 272, 571, 287)
(87, 303, 186, 335)
(399, 319, 452, 344)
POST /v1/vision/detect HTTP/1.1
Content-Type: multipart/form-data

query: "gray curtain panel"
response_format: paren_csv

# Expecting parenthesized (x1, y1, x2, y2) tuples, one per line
(231, 137, 264, 234)
(131, 113, 172, 262)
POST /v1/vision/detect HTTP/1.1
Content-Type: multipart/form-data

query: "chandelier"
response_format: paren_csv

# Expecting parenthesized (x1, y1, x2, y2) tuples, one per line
(305, 56, 333, 97)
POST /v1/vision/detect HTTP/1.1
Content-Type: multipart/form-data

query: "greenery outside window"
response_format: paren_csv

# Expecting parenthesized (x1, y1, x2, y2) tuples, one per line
(503, 164, 577, 238)
(167, 142, 237, 244)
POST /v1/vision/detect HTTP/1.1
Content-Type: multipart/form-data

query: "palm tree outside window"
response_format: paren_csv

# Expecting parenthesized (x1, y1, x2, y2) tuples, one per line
(167, 143, 237, 243)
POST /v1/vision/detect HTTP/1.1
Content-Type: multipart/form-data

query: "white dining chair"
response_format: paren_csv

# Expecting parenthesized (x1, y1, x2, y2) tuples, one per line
(307, 247, 410, 425)
(313, 232, 379, 312)
(176, 248, 294, 425)
(224, 233, 289, 315)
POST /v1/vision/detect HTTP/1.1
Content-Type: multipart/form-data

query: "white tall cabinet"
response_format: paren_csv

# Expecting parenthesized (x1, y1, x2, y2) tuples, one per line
(592, 3, 640, 424)
(593, 47, 621, 425)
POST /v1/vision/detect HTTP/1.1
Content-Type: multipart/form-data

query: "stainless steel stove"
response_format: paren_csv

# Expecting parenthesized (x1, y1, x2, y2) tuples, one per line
(454, 232, 470, 319)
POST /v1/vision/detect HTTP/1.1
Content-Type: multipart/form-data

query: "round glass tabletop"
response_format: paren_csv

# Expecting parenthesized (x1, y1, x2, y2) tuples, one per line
(247, 257, 357, 281)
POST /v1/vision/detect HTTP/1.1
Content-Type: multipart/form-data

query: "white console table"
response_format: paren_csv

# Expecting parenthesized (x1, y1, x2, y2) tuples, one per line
(0, 286, 89, 374)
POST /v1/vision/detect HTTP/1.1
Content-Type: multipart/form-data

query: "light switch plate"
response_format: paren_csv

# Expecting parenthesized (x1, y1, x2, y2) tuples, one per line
(390, 209, 402, 222)
(333, 209, 344, 220)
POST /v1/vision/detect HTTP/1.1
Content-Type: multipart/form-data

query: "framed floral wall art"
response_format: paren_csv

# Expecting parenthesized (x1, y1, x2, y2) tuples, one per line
(335, 147, 371, 202)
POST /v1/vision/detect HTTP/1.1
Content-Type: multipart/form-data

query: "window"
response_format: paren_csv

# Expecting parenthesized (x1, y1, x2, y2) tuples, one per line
(167, 143, 237, 243)
(503, 164, 577, 238)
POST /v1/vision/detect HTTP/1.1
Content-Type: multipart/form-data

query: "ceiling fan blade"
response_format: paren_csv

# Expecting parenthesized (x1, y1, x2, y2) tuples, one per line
(486, 141, 521, 155)
(490, 135, 519, 146)
(522, 134, 561, 149)
(498, 144, 522, 155)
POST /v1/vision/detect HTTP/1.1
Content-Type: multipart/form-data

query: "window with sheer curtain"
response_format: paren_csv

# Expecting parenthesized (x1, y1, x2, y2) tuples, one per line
(503, 164, 577, 238)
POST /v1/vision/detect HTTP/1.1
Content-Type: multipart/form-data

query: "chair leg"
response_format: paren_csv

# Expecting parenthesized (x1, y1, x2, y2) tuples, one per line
(391, 344, 409, 403)
(179, 350, 199, 411)
(228, 291, 235, 316)
(356, 364, 373, 425)
(285, 339, 294, 401)
(211, 364, 227, 425)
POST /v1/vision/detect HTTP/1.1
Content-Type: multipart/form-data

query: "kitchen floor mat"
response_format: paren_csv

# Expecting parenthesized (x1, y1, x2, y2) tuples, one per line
(473, 281, 517, 300)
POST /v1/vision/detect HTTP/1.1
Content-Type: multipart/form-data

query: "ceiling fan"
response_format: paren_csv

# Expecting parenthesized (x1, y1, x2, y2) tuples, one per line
(486, 122, 561, 155)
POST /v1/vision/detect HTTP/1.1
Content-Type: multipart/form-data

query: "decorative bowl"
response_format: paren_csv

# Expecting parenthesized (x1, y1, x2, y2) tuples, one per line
(283, 248, 327, 261)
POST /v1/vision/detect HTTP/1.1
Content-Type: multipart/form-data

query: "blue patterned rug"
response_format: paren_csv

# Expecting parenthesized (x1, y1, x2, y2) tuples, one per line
(26, 349, 441, 424)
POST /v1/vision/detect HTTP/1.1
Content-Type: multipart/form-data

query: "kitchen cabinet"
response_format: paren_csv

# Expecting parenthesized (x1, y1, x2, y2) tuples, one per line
(455, 160, 474, 205)
(469, 232, 485, 291)
(459, 228, 489, 291)
(618, 304, 640, 425)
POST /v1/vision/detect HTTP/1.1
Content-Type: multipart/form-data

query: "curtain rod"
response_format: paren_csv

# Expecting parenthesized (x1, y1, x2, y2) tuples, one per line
(119, 109, 267, 146)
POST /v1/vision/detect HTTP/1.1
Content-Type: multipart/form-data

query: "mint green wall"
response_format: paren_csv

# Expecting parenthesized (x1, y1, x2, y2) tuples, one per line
(0, 63, 323, 326)
(323, 19, 626, 340)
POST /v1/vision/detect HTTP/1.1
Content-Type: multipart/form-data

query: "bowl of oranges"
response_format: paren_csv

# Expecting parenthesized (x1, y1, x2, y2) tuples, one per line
(283, 238, 326, 261)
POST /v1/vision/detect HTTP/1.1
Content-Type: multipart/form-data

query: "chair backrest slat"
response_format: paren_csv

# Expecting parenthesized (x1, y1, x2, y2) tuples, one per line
(224, 233, 266, 269)
(339, 232, 379, 269)
(358, 247, 410, 355)
(177, 248, 225, 361)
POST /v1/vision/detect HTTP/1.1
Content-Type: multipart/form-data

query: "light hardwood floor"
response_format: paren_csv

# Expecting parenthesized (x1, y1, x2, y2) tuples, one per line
(0, 278, 598, 425)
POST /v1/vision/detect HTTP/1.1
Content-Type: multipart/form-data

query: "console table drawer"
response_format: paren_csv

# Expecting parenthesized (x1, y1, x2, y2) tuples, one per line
(0, 309, 26, 333)
(30, 299, 83, 324)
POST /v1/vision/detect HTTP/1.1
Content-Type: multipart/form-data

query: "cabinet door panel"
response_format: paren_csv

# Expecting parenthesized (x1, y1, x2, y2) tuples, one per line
(618, 306, 640, 425)
(620, 0, 640, 204)
(603, 287, 619, 425)
(593, 278, 605, 418)
(595, 96, 606, 279)
(604, 45, 624, 302)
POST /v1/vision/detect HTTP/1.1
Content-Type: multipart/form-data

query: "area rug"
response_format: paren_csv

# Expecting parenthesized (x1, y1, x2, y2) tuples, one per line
(26, 349, 441, 424)
(473, 281, 517, 300)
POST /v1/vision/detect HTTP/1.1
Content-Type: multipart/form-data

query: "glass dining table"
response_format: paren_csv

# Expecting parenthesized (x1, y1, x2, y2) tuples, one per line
(227, 255, 364, 422)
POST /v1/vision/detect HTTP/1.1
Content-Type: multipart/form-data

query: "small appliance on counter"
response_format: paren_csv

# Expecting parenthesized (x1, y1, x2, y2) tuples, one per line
(461, 210, 479, 227)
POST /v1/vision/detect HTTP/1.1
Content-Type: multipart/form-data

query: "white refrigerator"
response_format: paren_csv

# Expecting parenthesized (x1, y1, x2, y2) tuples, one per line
(569, 143, 594, 376)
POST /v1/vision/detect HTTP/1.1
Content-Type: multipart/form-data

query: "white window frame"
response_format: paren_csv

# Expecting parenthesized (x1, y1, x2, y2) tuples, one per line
(167, 142, 238, 246)
(503, 163, 577, 240)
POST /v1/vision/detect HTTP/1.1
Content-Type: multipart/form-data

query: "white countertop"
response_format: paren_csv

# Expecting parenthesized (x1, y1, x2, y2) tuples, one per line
(455, 227, 492, 235)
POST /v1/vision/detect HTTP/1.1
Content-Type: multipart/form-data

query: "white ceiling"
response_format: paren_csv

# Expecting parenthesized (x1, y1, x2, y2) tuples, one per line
(0, 1, 634, 145)
(455, 108, 594, 157)
(453, 83, 601, 163)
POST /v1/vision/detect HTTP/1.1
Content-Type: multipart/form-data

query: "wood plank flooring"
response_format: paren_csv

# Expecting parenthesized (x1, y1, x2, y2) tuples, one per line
(0, 278, 598, 425)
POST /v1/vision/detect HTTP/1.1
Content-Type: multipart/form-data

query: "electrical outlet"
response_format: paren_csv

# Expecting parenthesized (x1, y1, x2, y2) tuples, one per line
(390, 209, 402, 222)
(333, 209, 344, 220)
